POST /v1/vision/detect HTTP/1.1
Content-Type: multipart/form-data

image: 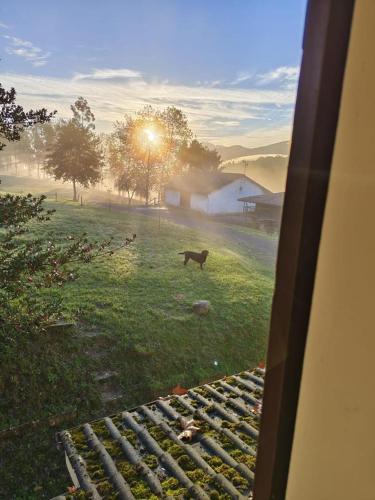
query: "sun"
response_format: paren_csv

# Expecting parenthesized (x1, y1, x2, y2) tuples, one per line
(144, 128, 157, 143)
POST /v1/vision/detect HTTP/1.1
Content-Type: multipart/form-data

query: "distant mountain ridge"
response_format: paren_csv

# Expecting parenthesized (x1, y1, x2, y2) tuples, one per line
(206, 140, 290, 162)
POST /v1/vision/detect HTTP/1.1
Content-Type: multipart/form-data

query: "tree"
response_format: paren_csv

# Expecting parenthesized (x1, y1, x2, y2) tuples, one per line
(71, 96, 95, 130)
(27, 122, 57, 177)
(111, 106, 192, 205)
(0, 84, 55, 150)
(157, 106, 192, 192)
(159, 106, 192, 159)
(45, 120, 103, 201)
(0, 136, 29, 175)
(110, 110, 165, 205)
(107, 122, 143, 204)
(177, 139, 221, 172)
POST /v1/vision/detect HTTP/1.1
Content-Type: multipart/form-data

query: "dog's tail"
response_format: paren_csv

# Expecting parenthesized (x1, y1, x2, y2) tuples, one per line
(178, 252, 186, 255)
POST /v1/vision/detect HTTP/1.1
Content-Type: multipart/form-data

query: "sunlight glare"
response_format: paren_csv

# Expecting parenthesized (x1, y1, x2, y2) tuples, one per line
(144, 128, 157, 143)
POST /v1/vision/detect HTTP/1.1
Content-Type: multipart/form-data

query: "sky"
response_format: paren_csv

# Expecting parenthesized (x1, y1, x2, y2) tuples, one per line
(0, 0, 307, 147)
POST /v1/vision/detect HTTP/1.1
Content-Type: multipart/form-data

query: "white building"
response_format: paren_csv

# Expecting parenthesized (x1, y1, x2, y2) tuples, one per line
(165, 172, 269, 215)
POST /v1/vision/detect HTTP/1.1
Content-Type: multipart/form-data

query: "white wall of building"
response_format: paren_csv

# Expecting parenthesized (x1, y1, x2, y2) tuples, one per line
(165, 189, 180, 207)
(165, 179, 265, 214)
(207, 179, 265, 214)
(190, 193, 209, 213)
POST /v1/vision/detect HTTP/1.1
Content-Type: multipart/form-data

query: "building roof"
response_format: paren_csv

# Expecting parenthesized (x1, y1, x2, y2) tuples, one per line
(56, 367, 264, 499)
(238, 192, 285, 207)
(166, 172, 268, 196)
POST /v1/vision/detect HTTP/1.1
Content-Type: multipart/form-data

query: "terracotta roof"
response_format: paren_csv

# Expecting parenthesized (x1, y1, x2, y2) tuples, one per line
(238, 192, 285, 207)
(166, 173, 268, 195)
(56, 367, 265, 499)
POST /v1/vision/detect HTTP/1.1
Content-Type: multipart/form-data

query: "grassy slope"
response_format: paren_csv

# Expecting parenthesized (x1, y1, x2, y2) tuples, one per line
(0, 177, 274, 498)
(42, 201, 273, 397)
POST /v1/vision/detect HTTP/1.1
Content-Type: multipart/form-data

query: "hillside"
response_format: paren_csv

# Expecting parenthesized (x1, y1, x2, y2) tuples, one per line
(207, 140, 290, 162)
(222, 154, 288, 192)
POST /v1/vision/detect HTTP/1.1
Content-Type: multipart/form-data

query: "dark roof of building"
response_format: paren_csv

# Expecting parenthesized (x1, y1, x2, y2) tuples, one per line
(166, 172, 268, 195)
(238, 192, 285, 207)
(56, 367, 264, 499)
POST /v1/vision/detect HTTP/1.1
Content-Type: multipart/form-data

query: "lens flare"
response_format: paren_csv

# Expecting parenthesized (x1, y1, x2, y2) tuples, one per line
(144, 128, 157, 143)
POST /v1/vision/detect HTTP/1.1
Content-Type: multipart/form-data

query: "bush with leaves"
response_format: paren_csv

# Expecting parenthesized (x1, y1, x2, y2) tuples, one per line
(0, 188, 133, 428)
(0, 190, 122, 339)
(0, 84, 55, 151)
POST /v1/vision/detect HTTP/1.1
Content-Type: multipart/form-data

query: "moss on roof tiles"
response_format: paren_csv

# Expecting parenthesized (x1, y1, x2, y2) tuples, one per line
(58, 368, 264, 499)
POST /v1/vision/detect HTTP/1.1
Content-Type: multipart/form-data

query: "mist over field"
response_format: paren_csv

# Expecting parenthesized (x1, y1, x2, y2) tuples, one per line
(222, 153, 288, 192)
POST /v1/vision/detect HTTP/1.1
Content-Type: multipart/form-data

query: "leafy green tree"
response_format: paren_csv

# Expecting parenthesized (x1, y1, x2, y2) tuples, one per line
(45, 120, 103, 201)
(178, 139, 221, 173)
(0, 84, 55, 150)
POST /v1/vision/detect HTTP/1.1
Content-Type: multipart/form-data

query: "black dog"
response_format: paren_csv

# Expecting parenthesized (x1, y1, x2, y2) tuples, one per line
(179, 250, 209, 269)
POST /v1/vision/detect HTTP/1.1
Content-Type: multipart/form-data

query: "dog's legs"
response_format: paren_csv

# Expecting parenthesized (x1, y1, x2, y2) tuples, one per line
(184, 256, 189, 265)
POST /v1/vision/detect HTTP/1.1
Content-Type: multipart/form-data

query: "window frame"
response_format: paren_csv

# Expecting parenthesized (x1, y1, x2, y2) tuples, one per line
(253, 1, 356, 498)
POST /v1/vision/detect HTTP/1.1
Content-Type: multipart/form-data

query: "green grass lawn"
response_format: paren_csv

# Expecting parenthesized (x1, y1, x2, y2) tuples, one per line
(41, 201, 273, 398)
(0, 176, 274, 498)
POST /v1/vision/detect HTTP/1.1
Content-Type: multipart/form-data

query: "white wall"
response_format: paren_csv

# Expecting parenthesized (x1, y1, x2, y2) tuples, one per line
(165, 189, 180, 207)
(190, 193, 208, 213)
(286, 2, 375, 499)
(208, 178, 265, 214)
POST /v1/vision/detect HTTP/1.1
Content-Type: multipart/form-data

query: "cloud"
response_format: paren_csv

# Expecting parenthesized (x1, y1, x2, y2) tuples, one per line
(0, 21, 9, 29)
(73, 68, 142, 81)
(257, 66, 300, 88)
(0, 67, 297, 147)
(3, 35, 50, 66)
(230, 71, 253, 86)
(213, 120, 240, 127)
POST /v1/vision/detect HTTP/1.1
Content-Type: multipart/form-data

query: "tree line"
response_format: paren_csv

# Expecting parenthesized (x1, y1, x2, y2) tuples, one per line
(0, 96, 222, 203)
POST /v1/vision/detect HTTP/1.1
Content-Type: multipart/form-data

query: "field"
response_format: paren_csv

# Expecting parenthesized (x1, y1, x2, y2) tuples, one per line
(0, 176, 274, 497)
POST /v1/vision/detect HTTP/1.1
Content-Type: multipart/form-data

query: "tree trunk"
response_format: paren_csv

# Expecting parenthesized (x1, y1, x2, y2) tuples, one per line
(127, 191, 132, 205)
(145, 148, 150, 206)
(73, 179, 77, 201)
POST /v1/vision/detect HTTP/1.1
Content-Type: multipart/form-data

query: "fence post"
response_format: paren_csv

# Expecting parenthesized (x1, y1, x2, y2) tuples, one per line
(107, 189, 112, 210)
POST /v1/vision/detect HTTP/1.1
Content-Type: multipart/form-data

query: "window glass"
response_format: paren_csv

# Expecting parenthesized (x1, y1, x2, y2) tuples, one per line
(0, 1, 306, 496)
